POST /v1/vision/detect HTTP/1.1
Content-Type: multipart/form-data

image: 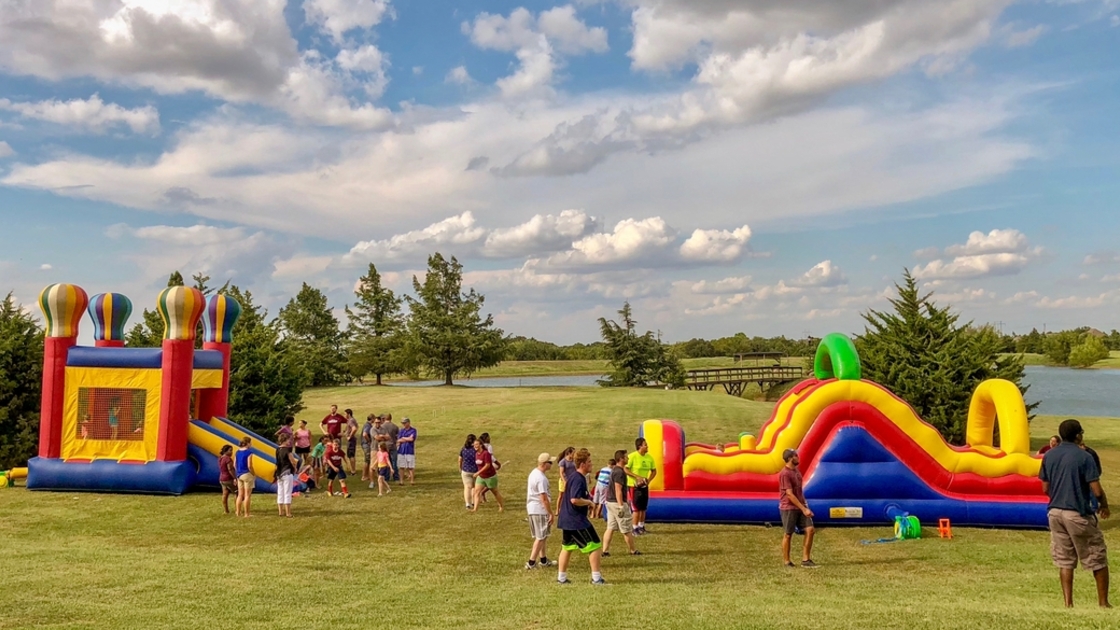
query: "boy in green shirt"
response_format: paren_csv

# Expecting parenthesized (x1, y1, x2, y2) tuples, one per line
(625, 438, 657, 534)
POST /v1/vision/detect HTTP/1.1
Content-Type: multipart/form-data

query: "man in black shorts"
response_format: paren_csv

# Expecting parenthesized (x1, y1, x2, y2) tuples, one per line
(557, 448, 605, 585)
(779, 449, 816, 568)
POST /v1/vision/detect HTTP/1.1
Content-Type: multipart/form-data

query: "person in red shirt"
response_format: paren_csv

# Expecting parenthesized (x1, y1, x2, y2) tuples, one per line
(217, 444, 237, 514)
(471, 438, 504, 512)
(778, 449, 817, 568)
(320, 404, 347, 442)
(324, 438, 352, 498)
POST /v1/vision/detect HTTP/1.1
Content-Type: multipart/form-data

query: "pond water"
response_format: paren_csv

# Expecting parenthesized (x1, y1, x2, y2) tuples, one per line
(388, 366, 1118, 418)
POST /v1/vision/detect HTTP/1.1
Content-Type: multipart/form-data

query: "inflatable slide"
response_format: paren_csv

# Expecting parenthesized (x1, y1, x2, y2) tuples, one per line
(641, 334, 1048, 528)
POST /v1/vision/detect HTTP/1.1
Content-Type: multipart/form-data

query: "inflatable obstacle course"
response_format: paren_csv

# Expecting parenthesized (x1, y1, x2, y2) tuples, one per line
(26, 284, 289, 495)
(641, 334, 1048, 528)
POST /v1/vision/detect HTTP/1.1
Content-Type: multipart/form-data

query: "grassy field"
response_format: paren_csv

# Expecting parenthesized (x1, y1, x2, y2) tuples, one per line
(1013, 351, 1120, 369)
(3, 385, 1120, 629)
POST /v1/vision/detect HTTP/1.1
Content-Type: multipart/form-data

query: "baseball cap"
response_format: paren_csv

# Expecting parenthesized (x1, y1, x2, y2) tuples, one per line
(782, 448, 798, 462)
(538, 453, 556, 464)
(402, 417, 411, 424)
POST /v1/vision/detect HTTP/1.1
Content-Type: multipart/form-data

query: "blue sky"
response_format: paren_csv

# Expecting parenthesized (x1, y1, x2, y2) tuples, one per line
(1, 0, 1118, 344)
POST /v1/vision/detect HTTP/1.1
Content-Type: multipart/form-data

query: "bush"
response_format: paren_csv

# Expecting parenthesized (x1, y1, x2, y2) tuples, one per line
(1068, 336, 1110, 368)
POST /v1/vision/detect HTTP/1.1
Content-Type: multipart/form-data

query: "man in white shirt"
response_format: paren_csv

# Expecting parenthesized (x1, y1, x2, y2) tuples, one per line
(526, 453, 556, 570)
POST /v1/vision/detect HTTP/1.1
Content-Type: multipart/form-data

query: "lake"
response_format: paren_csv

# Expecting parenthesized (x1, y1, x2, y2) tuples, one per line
(390, 366, 1118, 418)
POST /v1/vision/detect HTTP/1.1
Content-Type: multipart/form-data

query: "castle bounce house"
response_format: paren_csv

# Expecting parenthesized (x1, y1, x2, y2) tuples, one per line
(639, 334, 1048, 528)
(27, 283, 288, 495)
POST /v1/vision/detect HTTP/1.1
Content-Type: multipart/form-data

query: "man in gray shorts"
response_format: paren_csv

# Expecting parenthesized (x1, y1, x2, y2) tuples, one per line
(778, 448, 817, 568)
(1040, 419, 1111, 608)
(525, 453, 555, 569)
(603, 449, 640, 557)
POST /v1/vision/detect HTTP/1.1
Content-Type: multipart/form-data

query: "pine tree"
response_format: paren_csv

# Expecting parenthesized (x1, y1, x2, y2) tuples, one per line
(598, 302, 684, 387)
(0, 293, 44, 468)
(404, 253, 505, 385)
(857, 270, 1033, 445)
(277, 283, 347, 387)
(222, 286, 307, 434)
(345, 263, 405, 385)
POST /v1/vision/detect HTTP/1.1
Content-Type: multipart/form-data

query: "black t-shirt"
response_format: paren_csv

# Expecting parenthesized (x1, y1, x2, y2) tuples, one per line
(607, 466, 627, 503)
(275, 447, 295, 477)
(558, 470, 592, 530)
(1040, 443, 1101, 516)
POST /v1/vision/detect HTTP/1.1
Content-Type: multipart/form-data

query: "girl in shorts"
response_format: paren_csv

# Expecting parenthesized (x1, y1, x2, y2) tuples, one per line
(375, 442, 394, 497)
(218, 444, 237, 514)
(235, 436, 254, 517)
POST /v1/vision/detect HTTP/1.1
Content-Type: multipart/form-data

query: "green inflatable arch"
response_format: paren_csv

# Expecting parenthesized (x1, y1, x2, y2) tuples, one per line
(813, 333, 862, 381)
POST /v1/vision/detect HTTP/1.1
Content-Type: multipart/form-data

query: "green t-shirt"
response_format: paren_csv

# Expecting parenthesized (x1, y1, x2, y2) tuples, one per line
(311, 443, 326, 458)
(626, 451, 656, 487)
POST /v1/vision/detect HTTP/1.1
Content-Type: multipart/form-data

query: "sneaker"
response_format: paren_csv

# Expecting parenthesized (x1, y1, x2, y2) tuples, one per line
(369, 483, 376, 489)
(784, 562, 795, 568)
(333, 492, 342, 496)
(630, 550, 642, 556)
(800, 560, 818, 569)
(343, 493, 352, 499)
(538, 559, 553, 567)
(557, 577, 571, 585)
(525, 562, 538, 570)
(591, 577, 608, 586)
(602, 552, 611, 558)
(466, 505, 473, 510)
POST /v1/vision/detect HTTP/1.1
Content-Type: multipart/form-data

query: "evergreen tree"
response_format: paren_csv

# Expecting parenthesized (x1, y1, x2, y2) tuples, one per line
(1068, 335, 1110, 368)
(857, 271, 1033, 445)
(404, 253, 505, 385)
(345, 263, 405, 385)
(0, 294, 44, 468)
(222, 286, 307, 433)
(598, 302, 685, 388)
(277, 282, 347, 387)
(124, 271, 186, 347)
(1045, 330, 1084, 366)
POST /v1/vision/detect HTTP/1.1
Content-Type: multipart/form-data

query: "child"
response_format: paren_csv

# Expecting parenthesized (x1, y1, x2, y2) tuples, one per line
(218, 444, 237, 514)
(324, 438, 351, 498)
(592, 458, 614, 519)
(375, 442, 395, 497)
(311, 435, 328, 489)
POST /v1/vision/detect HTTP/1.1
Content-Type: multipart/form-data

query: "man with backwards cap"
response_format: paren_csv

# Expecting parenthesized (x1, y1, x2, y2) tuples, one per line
(779, 448, 817, 568)
(525, 453, 555, 570)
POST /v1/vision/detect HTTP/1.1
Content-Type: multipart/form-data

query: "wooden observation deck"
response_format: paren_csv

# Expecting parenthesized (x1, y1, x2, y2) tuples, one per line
(685, 364, 806, 396)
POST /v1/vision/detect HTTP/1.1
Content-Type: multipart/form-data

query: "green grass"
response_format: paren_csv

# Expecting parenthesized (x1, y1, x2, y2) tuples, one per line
(3, 386, 1120, 629)
(1008, 351, 1120, 369)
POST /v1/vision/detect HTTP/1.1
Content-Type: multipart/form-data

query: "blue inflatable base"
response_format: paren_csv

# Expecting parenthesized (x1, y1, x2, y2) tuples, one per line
(27, 457, 193, 495)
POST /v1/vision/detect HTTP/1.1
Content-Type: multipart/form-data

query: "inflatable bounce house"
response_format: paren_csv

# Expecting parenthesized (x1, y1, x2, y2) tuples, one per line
(27, 283, 289, 495)
(640, 334, 1048, 528)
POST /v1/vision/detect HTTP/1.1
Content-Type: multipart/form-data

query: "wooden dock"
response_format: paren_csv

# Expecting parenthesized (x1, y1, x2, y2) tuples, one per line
(685, 365, 806, 396)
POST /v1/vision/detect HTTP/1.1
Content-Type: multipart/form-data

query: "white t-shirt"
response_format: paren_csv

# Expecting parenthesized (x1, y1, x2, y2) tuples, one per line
(526, 468, 551, 516)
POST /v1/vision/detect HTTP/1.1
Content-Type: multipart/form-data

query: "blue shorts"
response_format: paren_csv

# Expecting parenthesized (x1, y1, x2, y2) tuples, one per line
(378, 467, 391, 481)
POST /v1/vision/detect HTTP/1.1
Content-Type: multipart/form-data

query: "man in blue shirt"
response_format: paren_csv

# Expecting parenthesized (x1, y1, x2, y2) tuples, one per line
(397, 418, 417, 486)
(1040, 419, 1111, 608)
(557, 448, 605, 585)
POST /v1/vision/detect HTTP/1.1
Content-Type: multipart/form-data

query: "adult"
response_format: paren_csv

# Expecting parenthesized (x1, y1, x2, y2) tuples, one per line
(320, 404, 346, 443)
(625, 438, 657, 534)
(397, 418, 417, 486)
(526, 453, 555, 570)
(234, 436, 254, 518)
(1040, 419, 1110, 608)
(324, 438, 352, 498)
(380, 414, 400, 482)
(603, 449, 639, 557)
(218, 444, 237, 514)
(458, 434, 478, 510)
(471, 438, 504, 512)
(1039, 435, 1061, 456)
(294, 420, 313, 466)
(557, 448, 605, 585)
(275, 435, 300, 518)
(779, 449, 817, 568)
(361, 414, 376, 482)
(344, 409, 359, 475)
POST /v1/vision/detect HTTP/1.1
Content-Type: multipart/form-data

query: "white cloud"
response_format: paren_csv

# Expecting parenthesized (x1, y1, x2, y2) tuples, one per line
(792, 260, 848, 287)
(482, 210, 598, 258)
(106, 222, 284, 285)
(303, 0, 391, 43)
(0, 94, 159, 134)
(446, 65, 473, 85)
(914, 228, 1038, 280)
(39, 263, 53, 271)
(0, 141, 12, 158)
(688, 275, 752, 294)
(345, 212, 487, 263)
(1037, 289, 1120, 310)
(465, 5, 607, 97)
(678, 224, 752, 263)
(543, 217, 676, 269)
(1004, 25, 1047, 48)
(1084, 252, 1120, 265)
